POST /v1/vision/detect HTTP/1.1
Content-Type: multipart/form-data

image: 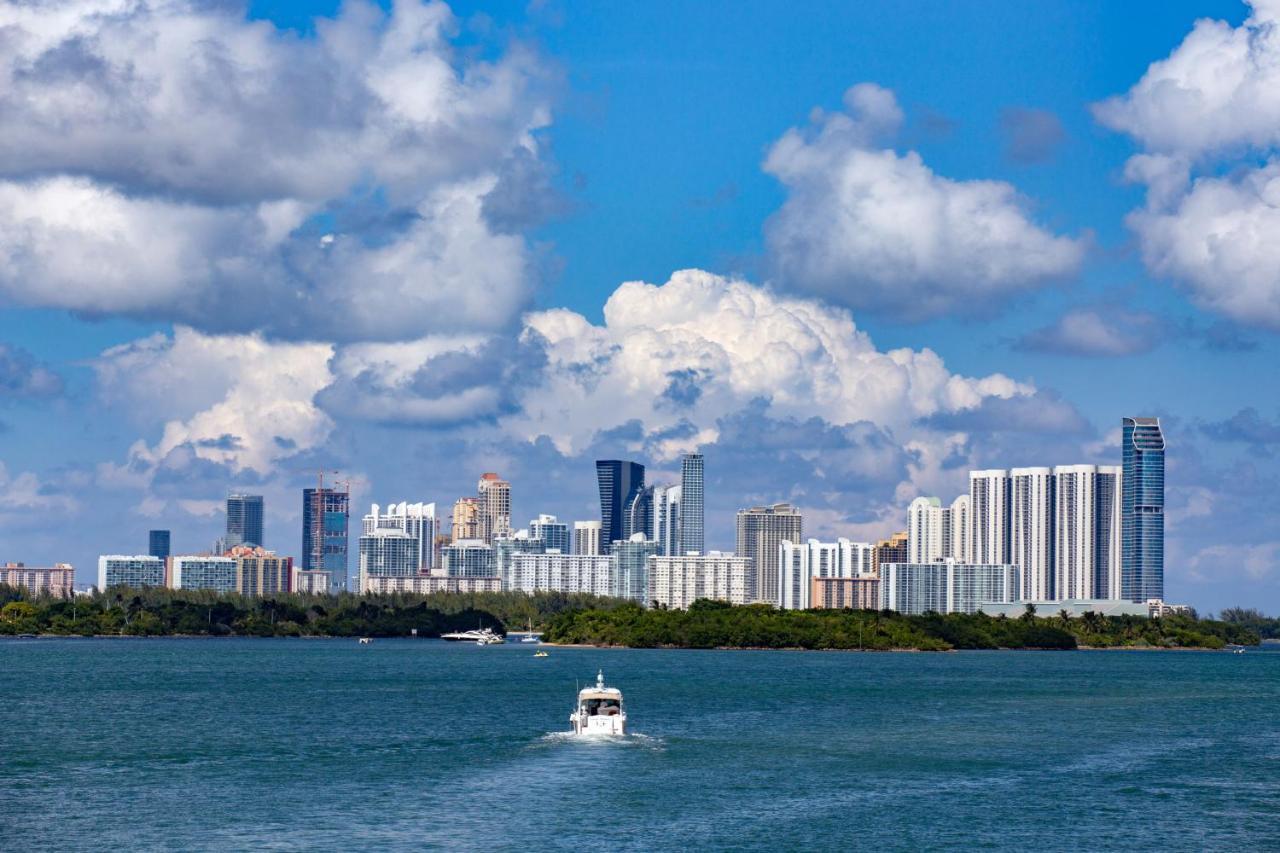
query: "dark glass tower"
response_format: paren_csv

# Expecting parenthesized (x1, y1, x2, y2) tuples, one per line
(596, 460, 645, 555)
(679, 453, 704, 555)
(1122, 417, 1165, 603)
(148, 529, 171, 560)
(226, 494, 264, 549)
(302, 488, 349, 592)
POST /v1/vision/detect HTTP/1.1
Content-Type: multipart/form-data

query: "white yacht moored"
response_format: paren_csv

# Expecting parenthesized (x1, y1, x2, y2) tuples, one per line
(441, 628, 503, 643)
(570, 670, 627, 736)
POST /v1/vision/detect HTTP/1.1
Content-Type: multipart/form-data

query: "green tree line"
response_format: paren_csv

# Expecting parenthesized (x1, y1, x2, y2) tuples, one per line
(0, 586, 627, 638)
(1217, 607, 1280, 639)
(541, 600, 1261, 651)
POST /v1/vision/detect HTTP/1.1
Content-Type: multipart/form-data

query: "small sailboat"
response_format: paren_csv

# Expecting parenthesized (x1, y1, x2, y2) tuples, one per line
(569, 670, 626, 736)
(521, 618, 540, 643)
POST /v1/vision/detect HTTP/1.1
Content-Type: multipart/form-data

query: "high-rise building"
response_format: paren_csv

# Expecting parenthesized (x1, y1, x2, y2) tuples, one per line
(1054, 465, 1099, 600)
(302, 486, 349, 592)
(573, 521, 602, 556)
(494, 530, 546, 588)
(779, 538, 874, 610)
(946, 495, 970, 562)
(648, 552, 755, 610)
(1122, 417, 1165, 603)
(969, 470, 1009, 565)
(451, 497, 482, 542)
(596, 460, 645, 555)
(229, 546, 292, 596)
(879, 560, 1021, 615)
(613, 534, 660, 601)
(477, 473, 512, 543)
(810, 576, 879, 610)
(440, 541, 497, 578)
(1095, 466, 1123, 601)
(907, 497, 945, 563)
(624, 485, 653, 545)
(528, 514, 571, 554)
(358, 528, 418, 581)
(97, 555, 165, 590)
(225, 494, 264, 549)
(148, 530, 171, 561)
(508, 552, 616, 598)
(363, 502, 435, 572)
(171, 555, 237, 592)
(735, 503, 803, 605)
(652, 484, 682, 556)
(871, 531, 909, 575)
(1, 563, 75, 599)
(1010, 467, 1054, 601)
(679, 453, 705, 556)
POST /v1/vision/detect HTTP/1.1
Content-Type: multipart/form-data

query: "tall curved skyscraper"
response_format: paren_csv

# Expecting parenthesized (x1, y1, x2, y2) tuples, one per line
(596, 460, 645, 554)
(1122, 417, 1165, 603)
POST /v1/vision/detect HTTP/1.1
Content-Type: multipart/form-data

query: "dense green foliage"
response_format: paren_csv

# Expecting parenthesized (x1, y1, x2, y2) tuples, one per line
(0, 586, 626, 638)
(543, 601, 1261, 651)
(1218, 607, 1280, 640)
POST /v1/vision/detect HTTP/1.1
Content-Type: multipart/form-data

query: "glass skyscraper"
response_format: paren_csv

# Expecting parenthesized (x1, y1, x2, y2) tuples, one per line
(1122, 417, 1165, 603)
(680, 453, 704, 556)
(148, 529, 171, 560)
(226, 494, 264, 549)
(595, 460, 645, 554)
(302, 487, 349, 592)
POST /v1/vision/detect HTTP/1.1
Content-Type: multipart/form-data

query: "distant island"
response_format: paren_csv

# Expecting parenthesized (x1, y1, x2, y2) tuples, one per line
(0, 586, 1264, 650)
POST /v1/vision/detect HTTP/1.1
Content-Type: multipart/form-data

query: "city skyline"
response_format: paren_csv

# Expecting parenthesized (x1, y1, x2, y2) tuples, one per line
(0, 0, 1277, 614)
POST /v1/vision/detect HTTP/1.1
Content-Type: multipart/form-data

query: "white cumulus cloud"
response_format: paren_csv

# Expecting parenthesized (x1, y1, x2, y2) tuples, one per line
(763, 83, 1085, 320)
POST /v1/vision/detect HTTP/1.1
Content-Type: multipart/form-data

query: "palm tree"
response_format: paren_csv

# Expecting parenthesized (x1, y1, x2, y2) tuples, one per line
(1020, 602, 1037, 622)
(1058, 608, 1073, 628)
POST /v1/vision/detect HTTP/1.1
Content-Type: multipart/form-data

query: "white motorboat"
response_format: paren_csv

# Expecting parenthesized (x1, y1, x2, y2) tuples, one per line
(477, 632, 505, 646)
(441, 628, 503, 643)
(569, 670, 626, 736)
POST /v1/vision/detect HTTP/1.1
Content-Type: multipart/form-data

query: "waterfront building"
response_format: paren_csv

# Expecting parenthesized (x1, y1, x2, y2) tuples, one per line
(647, 552, 755, 610)
(171, 555, 237, 592)
(225, 494, 264, 549)
(494, 530, 546, 588)
(1010, 467, 1055, 601)
(97, 555, 165, 590)
(528, 514, 571, 554)
(969, 470, 1010, 565)
(810, 577, 879, 610)
(148, 530, 171, 561)
(779, 538, 874, 610)
(229, 546, 292, 596)
(879, 560, 1021, 615)
(1095, 466, 1123, 600)
(907, 497, 945, 564)
(477, 473, 512, 543)
(302, 486, 349, 591)
(1, 562, 75, 598)
(1122, 417, 1165, 603)
(613, 534, 660, 601)
(573, 521, 602, 556)
(871, 531, 908, 575)
(361, 574, 502, 595)
(652, 484, 682, 557)
(363, 502, 435, 572)
(509, 552, 615, 598)
(291, 568, 331, 595)
(946, 495, 970, 562)
(358, 528, 418, 581)
(680, 453, 705, 556)
(451, 497, 482, 542)
(595, 460, 645, 554)
(736, 503, 802, 606)
(440, 540, 497, 577)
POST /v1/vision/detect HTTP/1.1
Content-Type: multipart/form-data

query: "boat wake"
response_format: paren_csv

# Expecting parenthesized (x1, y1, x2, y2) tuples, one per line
(535, 731, 664, 751)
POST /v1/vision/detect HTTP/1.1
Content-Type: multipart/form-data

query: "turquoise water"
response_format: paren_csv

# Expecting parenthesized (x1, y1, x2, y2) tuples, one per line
(2, 639, 1278, 851)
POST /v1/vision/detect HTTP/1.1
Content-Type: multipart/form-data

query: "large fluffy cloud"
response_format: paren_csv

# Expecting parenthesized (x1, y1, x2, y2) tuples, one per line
(763, 83, 1085, 319)
(508, 268, 1035, 455)
(0, 0, 550, 340)
(1096, 0, 1280, 329)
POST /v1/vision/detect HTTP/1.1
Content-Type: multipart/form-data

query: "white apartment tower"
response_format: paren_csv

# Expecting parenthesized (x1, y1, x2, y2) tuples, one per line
(946, 495, 971, 562)
(652, 484, 682, 557)
(779, 538, 875, 610)
(363, 502, 436, 572)
(1010, 468, 1055, 601)
(969, 470, 1010, 565)
(573, 520, 602, 556)
(1054, 465, 1122, 600)
(907, 497, 945, 564)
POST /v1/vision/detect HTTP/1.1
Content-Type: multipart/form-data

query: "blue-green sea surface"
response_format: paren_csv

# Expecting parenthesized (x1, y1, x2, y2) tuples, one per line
(2, 639, 1278, 851)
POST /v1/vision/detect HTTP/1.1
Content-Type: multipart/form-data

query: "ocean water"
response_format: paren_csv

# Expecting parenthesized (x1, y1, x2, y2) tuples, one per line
(1, 639, 1278, 851)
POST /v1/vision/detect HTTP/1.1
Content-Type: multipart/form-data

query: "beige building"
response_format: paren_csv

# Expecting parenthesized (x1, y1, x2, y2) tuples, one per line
(361, 574, 501, 595)
(451, 497, 482, 542)
(1, 562, 75, 598)
(735, 503, 802, 605)
(871, 532, 908, 575)
(291, 568, 331, 595)
(226, 545, 293, 596)
(477, 473, 512, 543)
(810, 577, 879, 610)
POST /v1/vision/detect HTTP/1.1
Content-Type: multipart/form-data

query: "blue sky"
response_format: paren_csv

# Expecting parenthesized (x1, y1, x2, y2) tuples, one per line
(1, 0, 1278, 612)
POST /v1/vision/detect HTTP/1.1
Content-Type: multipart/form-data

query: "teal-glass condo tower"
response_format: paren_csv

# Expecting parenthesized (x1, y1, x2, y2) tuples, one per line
(1121, 417, 1164, 603)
